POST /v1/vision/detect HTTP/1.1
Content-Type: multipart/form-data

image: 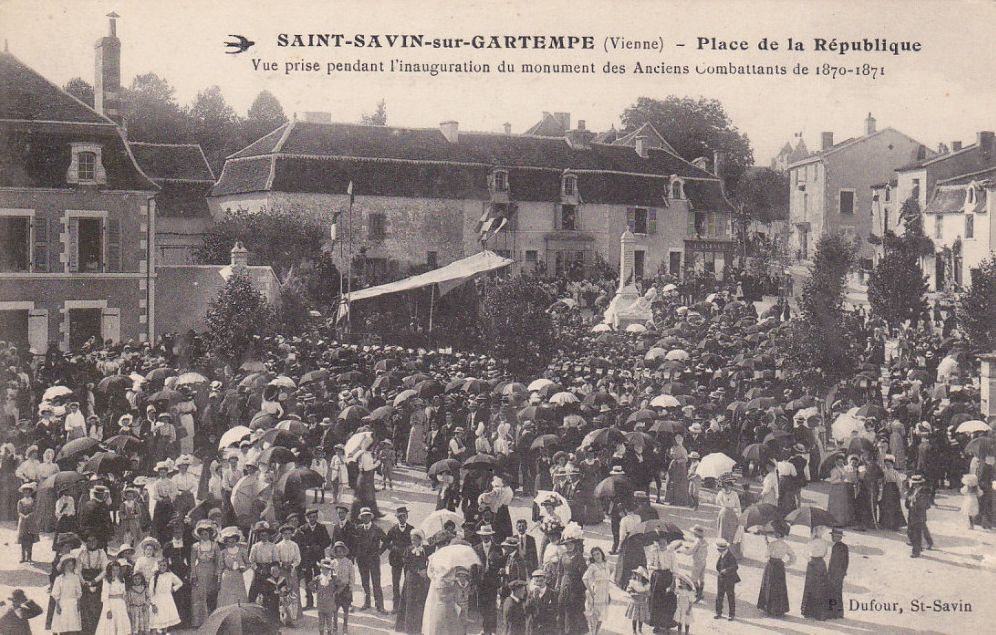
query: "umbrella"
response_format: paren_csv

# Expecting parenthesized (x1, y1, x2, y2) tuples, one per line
(666, 349, 690, 361)
(530, 434, 560, 451)
(374, 359, 398, 372)
(581, 427, 625, 449)
(785, 505, 837, 530)
(344, 431, 375, 457)
(650, 395, 680, 409)
(741, 503, 783, 529)
(965, 436, 996, 457)
(462, 379, 488, 395)
(56, 437, 101, 463)
(40, 470, 85, 492)
(957, 420, 991, 434)
(257, 446, 296, 465)
(145, 368, 174, 382)
(275, 419, 309, 435)
(741, 443, 771, 464)
(855, 403, 887, 419)
(428, 458, 461, 478)
(626, 409, 657, 424)
(594, 474, 632, 500)
(42, 385, 73, 401)
(248, 412, 277, 430)
(645, 348, 667, 361)
(337, 370, 365, 384)
(231, 476, 272, 521)
(338, 405, 370, 423)
(500, 382, 528, 397)
(534, 383, 563, 399)
(197, 602, 279, 635)
(175, 372, 209, 387)
(662, 283, 678, 292)
(403, 373, 432, 388)
(238, 373, 267, 390)
(528, 378, 555, 392)
(550, 391, 580, 406)
(696, 453, 737, 479)
(746, 397, 777, 411)
(419, 509, 465, 537)
(949, 413, 975, 426)
(96, 375, 131, 394)
(276, 467, 325, 494)
(819, 451, 847, 479)
(533, 490, 571, 523)
(219, 426, 252, 449)
(518, 405, 554, 423)
(393, 389, 418, 407)
(365, 406, 396, 422)
(726, 401, 747, 414)
(427, 544, 481, 580)
(258, 429, 302, 449)
(831, 408, 864, 442)
(268, 376, 296, 390)
(626, 431, 655, 447)
(591, 323, 612, 333)
(103, 434, 142, 455)
(445, 378, 466, 394)
(239, 360, 267, 372)
(416, 379, 444, 398)
(649, 420, 684, 434)
(83, 451, 130, 475)
(625, 323, 647, 334)
(763, 430, 793, 446)
(634, 519, 684, 543)
(562, 414, 586, 428)
(300, 369, 329, 384)
(463, 453, 497, 470)
(549, 298, 578, 310)
(847, 437, 875, 455)
(371, 374, 400, 392)
(148, 389, 181, 404)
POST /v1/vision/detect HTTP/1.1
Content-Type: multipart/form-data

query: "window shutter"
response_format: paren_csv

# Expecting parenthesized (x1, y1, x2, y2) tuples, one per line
(68, 218, 79, 272)
(554, 204, 562, 230)
(27, 309, 49, 355)
(100, 308, 121, 344)
(626, 207, 636, 232)
(649, 208, 658, 234)
(106, 218, 121, 272)
(687, 212, 696, 237)
(32, 215, 48, 272)
(575, 206, 582, 231)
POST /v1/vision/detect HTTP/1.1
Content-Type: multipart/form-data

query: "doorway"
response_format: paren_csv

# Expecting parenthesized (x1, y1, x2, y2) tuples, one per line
(68, 308, 102, 349)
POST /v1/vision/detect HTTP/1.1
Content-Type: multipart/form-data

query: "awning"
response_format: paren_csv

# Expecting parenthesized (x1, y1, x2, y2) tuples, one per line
(338, 250, 514, 319)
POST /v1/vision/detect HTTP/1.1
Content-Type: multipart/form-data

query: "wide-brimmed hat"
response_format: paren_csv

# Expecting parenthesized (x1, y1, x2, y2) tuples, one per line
(359, 507, 374, 518)
(19, 482, 36, 493)
(609, 465, 625, 475)
(909, 474, 926, 485)
(332, 541, 349, 555)
(632, 566, 651, 579)
(792, 443, 807, 453)
(194, 519, 218, 537)
(530, 569, 546, 578)
(174, 454, 193, 466)
(58, 554, 78, 572)
(715, 539, 730, 550)
(477, 524, 495, 536)
(501, 537, 519, 548)
(138, 536, 161, 552)
(688, 451, 701, 460)
(253, 520, 271, 533)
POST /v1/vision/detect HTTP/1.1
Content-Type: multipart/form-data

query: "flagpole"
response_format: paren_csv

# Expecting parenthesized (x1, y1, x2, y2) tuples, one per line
(428, 283, 436, 333)
(346, 181, 354, 335)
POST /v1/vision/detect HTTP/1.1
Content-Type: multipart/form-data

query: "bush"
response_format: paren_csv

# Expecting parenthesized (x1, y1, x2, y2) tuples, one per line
(205, 270, 275, 363)
(868, 225, 929, 329)
(958, 255, 996, 352)
(478, 276, 557, 376)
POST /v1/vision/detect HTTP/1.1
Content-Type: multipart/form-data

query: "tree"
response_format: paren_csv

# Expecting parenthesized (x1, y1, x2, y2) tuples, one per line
(958, 255, 996, 352)
(733, 167, 789, 223)
(242, 90, 288, 144)
(478, 277, 557, 376)
(205, 270, 274, 363)
(868, 221, 929, 330)
(620, 96, 753, 188)
(123, 73, 192, 143)
(188, 85, 242, 173)
(63, 77, 94, 108)
(275, 273, 314, 336)
(361, 99, 387, 126)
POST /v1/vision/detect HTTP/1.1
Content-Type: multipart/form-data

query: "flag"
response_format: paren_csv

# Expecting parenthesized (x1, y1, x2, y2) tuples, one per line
(329, 210, 342, 244)
(347, 180, 354, 206)
(476, 203, 513, 244)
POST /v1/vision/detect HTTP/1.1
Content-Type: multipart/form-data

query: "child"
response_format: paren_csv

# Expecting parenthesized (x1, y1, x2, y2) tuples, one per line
(378, 440, 396, 490)
(675, 576, 696, 634)
(16, 482, 37, 563)
(119, 486, 146, 548)
(687, 452, 702, 510)
(54, 488, 77, 534)
(127, 572, 153, 635)
(330, 541, 354, 633)
(260, 564, 287, 624)
(311, 449, 329, 504)
(328, 445, 348, 505)
(51, 555, 83, 635)
(311, 558, 337, 635)
(624, 566, 651, 634)
(961, 474, 981, 529)
(149, 558, 183, 634)
(680, 525, 708, 602)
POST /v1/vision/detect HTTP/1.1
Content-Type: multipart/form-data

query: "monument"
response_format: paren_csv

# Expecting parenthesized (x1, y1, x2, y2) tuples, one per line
(602, 230, 655, 329)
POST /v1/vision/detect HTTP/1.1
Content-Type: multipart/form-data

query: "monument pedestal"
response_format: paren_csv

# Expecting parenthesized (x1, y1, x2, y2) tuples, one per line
(602, 229, 654, 330)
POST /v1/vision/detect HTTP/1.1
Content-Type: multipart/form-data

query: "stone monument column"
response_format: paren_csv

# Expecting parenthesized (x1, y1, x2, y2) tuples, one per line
(619, 229, 636, 292)
(981, 354, 996, 422)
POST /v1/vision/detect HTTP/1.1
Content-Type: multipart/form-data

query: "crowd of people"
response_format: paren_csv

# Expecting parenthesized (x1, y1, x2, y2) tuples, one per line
(0, 270, 991, 635)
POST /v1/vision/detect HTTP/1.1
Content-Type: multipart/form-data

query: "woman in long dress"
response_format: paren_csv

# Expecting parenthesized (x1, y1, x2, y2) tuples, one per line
(827, 456, 857, 527)
(0, 444, 20, 521)
(162, 523, 191, 626)
(878, 455, 907, 530)
(396, 531, 430, 634)
(800, 541, 832, 621)
(422, 566, 469, 635)
(646, 536, 678, 632)
(757, 523, 795, 616)
(51, 556, 83, 635)
(406, 406, 428, 466)
(888, 422, 907, 470)
(216, 527, 249, 607)
(95, 561, 131, 635)
(189, 522, 220, 628)
(32, 449, 59, 533)
(78, 533, 109, 634)
(574, 451, 604, 525)
(350, 447, 381, 520)
(714, 478, 742, 556)
(582, 547, 612, 635)
(664, 436, 691, 506)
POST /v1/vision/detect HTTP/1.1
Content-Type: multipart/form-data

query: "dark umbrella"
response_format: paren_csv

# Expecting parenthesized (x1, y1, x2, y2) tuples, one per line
(763, 430, 793, 446)
(56, 437, 101, 464)
(82, 451, 130, 475)
(445, 378, 465, 394)
(371, 374, 401, 392)
(248, 412, 277, 430)
(257, 446, 297, 465)
(965, 436, 996, 457)
(374, 359, 398, 372)
(257, 429, 301, 450)
(649, 420, 684, 435)
(785, 505, 837, 530)
(518, 405, 554, 423)
(338, 405, 370, 423)
(747, 397, 777, 411)
(103, 434, 142, 455)
(626, 431, 655, 447)
(300, 369, 329, 384)
(416, 379, 444, 398)
(337, 370, 365, 384)
(741, 503, 783, 529)
(365, 406, 396, 422)
(462, 379, 488, 395)
(594, 474, 632, 500)
(148, 388, 181, 404)
(145, 367, 174, 382)
(196, 602, 279, 635)
(530, 434, 560, 452)
(847, 437, 876, 455)
(635, 519, 684, 543)
(535, 383, 563, 399)
(626, 409, 657, 425)
(818, 451, 847, 478)
(855, 404, 887, 419)
(582, 427, 626, 448)
(40, 470, 85, 492)
(428, 458, 461, 478)
(404, 373, 432, 388)
(96, 375, 131, 394)
(463, 453, 497, 470)
(741, 443, 771, 464)
(277, 467, 325, 495)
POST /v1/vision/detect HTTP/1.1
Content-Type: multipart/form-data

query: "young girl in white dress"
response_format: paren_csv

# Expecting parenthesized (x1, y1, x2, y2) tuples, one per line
(149, 558, 183, 633)
(51, 555, 83, 634)
(96, 560, 131, 635)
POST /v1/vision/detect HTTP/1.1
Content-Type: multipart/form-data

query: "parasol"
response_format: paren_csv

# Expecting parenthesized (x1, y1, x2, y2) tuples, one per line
(741, 443, 771, 464)
(626, 431, 655, 447)
(56, 437, 101, 464)
(42, 385, 73, 401)
(562, 414, 586, 428)
(344, 430, 374, 457)
(965, 436, 996, 457)
(103, 434, 142, 455)
(855, 403, 887, 419)
(463, 453, 497, 470)
(625, 323, 647, 334)
(533, 490, 571, 523)
(416, 379, 444, 398)
(96, 375, 131, 394)
(634, 519, 684, 543)
(275, 419, 309, 435)
(257, 446, 296, 465)
(530, 434, 560, 451)
(276, 467, 325, 495)
(649, 420, 685, 435)
(427, 544, 481, 581)
(300, 369, 329, 384)
(591, 323, 612, 333)
(148, 388, 181, 404)
(248, 412, 277, 430)
(393, 390, 418, 407)
(338, 405, 370, 423)
(337, 370, 365, 384)
(419, 509, 465, 537)
(364, 406, 396, 423)
(257, 429, 301, 450)
(696, 453, 737, 479)
(626, 409, 657, 424)
(428, 458, 461, 478)
(847, 437, 875, 456)
(741, 503, 783, 530)
(831, 408, 864, 442)
(818, 451, 847, 479)
(175, 372, 209, 387)
(462, 379, 488, 395)
(956, 420, 991, 434)
(83, 451, 130, 475)
(650, 394, 680, 409)
(40, 470, 85, 492)
(239, 360, 267, 372)
(785, 505, 837, 530)
(550, 391, 580, 406)
(231, 475, 272, 521)
(268, 376, 296, 390)
(196, 602, 279, 635)
(581, 427, 625, 449)
(527, 378, 555, 392)
(594, 474, 632, 500)
(666, 349, 690, 361)
(218, 426, 252, 449)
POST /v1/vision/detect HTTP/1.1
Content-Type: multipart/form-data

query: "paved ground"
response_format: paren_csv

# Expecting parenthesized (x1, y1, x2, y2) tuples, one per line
(2, 465, 992, 634)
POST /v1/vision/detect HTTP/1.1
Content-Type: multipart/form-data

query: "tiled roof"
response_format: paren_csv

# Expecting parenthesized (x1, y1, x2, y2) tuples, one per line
(524, 112, 568, 137)
(936, 165, 996, 186)
(155, 180, 213, 217)
(611, 123, 678, 155)
(897, 143, 978, 172)
(211, 157, 273, 197)
(684, 180, 735, 213)
(0, 52, 113, 125)
(923, 187, 967, 215)
(129, 142, 215, 181)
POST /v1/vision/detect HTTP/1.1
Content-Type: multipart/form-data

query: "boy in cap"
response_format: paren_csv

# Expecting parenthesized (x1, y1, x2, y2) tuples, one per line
(311, 558, 337, 635)
(905, 474, 933, 557)
(501, 579, 529, 635)
(329, 542, 355, 632)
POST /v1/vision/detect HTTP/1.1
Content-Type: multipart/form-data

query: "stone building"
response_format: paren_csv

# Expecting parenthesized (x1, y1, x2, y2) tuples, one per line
(922, 166, 996, 289)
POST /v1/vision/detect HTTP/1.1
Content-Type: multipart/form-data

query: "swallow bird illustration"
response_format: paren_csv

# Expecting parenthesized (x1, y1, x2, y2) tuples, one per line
(224, 35, 255, 54)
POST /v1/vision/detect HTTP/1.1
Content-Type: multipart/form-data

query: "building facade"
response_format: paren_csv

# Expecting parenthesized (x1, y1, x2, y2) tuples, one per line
(922, 167, 996, 290)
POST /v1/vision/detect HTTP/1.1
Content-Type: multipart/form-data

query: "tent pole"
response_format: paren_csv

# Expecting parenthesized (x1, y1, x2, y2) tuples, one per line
(428, 283, 436, 332)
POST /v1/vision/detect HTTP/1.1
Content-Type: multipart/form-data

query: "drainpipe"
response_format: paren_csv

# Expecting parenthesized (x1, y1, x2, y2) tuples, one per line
(147, 195, 156, 344)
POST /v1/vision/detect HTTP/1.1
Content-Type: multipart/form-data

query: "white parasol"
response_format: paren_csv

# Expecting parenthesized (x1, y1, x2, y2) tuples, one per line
(42, 385, 73, 401)
(666, 349, 690, 361)
(344, 430, 374, 460)
(549, 391, 579, 406)
(831, 407, 863, 442)
(528, 378, 555, 392)
(419, 509, 465, 537)
(533, 490, 572, 523)
(650, 394, 680, 409)
(218, 425, 252, 449)
(591, 323, 613, 333)
(625, 323, 647, 334)
(427, 544, 480, 581)
(956, 420, 991, 434)
(696, 453, 737, 479)
(268, 375, 297, 390)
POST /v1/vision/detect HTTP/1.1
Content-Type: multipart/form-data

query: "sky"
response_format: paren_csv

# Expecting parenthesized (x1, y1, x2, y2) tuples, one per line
(3, 0, 995, 164)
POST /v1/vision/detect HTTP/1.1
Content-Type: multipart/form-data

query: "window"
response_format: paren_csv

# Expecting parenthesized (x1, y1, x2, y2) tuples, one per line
(77, 218, 103, 272)
(492, 170, 508, 192)
(525, 250, 538, 263)
(633, 208, 649, 234)
(671, 179, 684, 199)
(634, 250, 646, 279)
(885, 187, 891, 202)
(562, 174, 577, 196)
(799, 228, 809, 260)
(883, 209, 890, 233)
(559, 204, 578, 231)
(934, 215, 943, 239)
(426, 251, 438, 268)
(668, 251, 681, 276)
(77, 152, 96, 181)
(912, 178, 921, 200)
(0, 215, 31, 272)
(689, 211, 707, 237)
(839, 190, 855, 215)
(368, 213, 386, 239)
(67, 143, 105, 185)
(966, 214, 974, 239)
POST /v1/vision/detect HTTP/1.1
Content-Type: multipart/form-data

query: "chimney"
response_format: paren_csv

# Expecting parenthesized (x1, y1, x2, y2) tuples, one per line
(565, 125, 595, 150)
(713, 150, 727, 178)
(865, 112, 877, 135)
(302, 111, 332, 124)
(553, 112, 570, 132)
(94, 12, 123, 124)
(503, 122, 511, 135)
(952, 140, 963, 152)
(821, 132, 834, 150)
(230, 241, 249, 268)
(635, 135, 649, 158)
(977, 131, 994, 158)
(439, 120, 459, 143)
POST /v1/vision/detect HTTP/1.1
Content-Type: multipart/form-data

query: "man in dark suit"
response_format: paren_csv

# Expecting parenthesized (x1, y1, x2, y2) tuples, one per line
(385, 506, 413, 613)
(906, 474, 933, 557)
(714, 538, 740, 621)
(513, 519, 539, 573)
(473, 524, 504, 635)
(466, 395, 490, 433)
(525, 569, 558, 633)
(296, 507, 332, 609)
(328, 503, 356, 560)
(828, 526, 849, 618)
(77, 485, 114, 549)
(499, 536, 531, 602)
(353, 507, 388, 612)
(501, 580, 529, 635)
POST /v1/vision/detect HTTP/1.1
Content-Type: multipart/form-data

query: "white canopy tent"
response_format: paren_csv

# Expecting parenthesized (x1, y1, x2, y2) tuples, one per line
(337, 250, 514, 323)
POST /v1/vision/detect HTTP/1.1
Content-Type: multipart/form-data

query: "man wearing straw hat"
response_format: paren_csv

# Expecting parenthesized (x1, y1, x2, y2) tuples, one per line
(713, 538, 740, 621)
(905, 474, 933, 557)
(353, 507, 388, 613)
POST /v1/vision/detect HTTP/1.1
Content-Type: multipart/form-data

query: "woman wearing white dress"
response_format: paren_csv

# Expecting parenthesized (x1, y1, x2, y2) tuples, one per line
(149, 558, 183, 633)
(714, 476, 742, 557)
(96, 560, 131, 635)
(582, 546, 612, 635)
(51, 556, 83, 634)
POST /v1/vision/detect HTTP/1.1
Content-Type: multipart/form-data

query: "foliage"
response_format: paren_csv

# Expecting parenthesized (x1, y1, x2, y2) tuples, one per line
(958, 255, 996, 352)
(275, 273, 314, 336)
(733, 167, 789, 223)
(243, 90, 288, 142)
(123, 73, 191, 143)
(188, 85, 242, 173)
(362, 99, 388, 126)
(620, 96, 754, 189)
(205, 270, 274, 363)
(63, 77, 94, 108)
(478, 276, 557, 376)
(869, 222, 929, 329)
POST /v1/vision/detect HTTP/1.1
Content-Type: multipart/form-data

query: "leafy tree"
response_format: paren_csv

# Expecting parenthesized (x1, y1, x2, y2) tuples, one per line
(205, 270, 274, 363)
(478, 276, 557, 376)
(188, 85, 242, 173)
(275, 273, 314, 336)
(361, 99, 387, 126)
(620, 96, 753, 188)
(868, 221, 929, 330)
(733, 167, 789, 223)
(243, 90, 288, 143)
(63, 77, 94, 108)
(958, 255, 996, 352)
(123, 73, 191, 143)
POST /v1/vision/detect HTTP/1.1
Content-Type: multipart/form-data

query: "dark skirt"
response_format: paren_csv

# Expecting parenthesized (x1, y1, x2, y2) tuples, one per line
(80, 568, 103, 635)
(648, 569, 677, 629)
(800, 559, 831, 621)
(613, 536, 647, 590)
(878, 482, 906, 529)
(827, 482, 855, 527)
(664, 461, 690, 506)
(854, 482, 875, 527)
(757, 558, 790, 616)
(396, 572, 429, 634)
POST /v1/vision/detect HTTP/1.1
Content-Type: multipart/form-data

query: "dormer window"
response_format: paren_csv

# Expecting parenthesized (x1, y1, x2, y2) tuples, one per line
(67, 142, 107, 185)
(562, 174, 577, 196)
(671, 178, 684, 200)
(78, 152, 96, 181)
(492, 169, 508, 193)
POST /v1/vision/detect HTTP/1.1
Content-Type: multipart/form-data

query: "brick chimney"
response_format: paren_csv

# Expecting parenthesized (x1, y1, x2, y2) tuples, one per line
(821, 132, 834, 150)
(230, 241, 249, 269)
(713, 150, 727, 178)
(952, 140, 963, 152)
(302, 111, 332, 124)
(553, 112, 571, 132)
(565, 120, 595, 150)
(439, 120, 459, 143)
(977, 131, 994, 158)
(94, 12, 123, 124)
(503, 122, 511, 135)
(635, 135, 649, 158)
(865, 112, 877, 135)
